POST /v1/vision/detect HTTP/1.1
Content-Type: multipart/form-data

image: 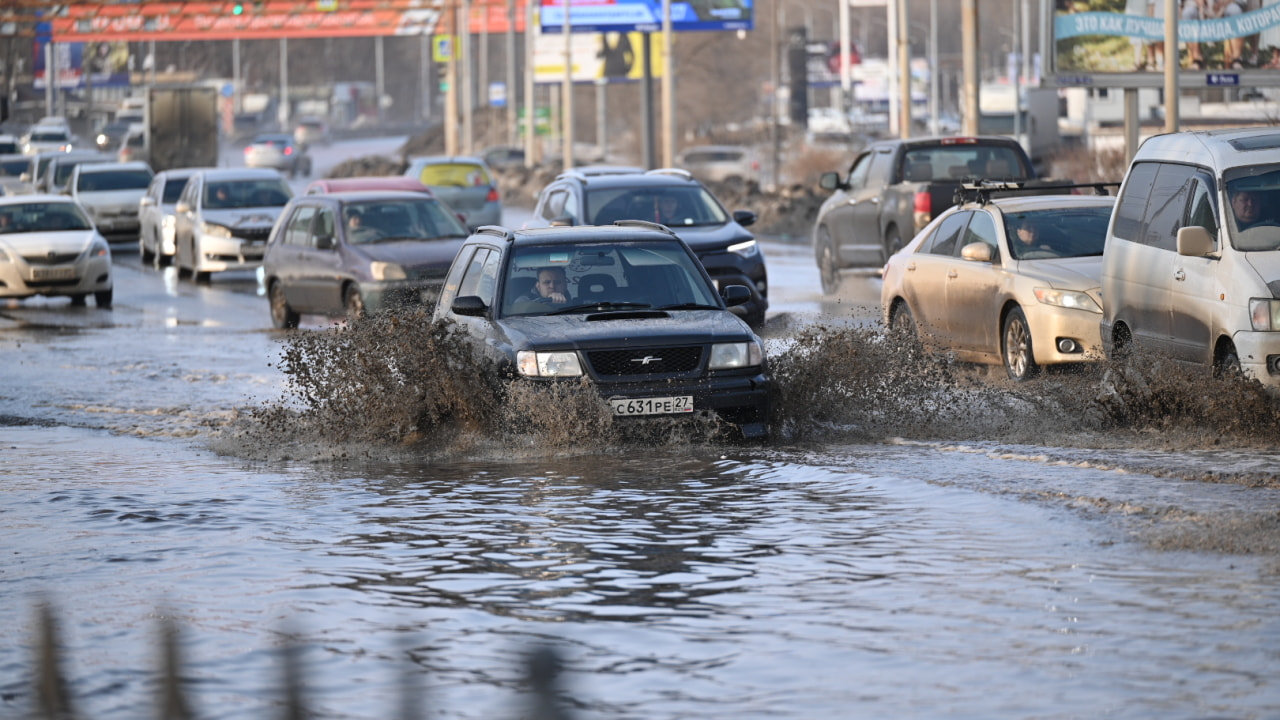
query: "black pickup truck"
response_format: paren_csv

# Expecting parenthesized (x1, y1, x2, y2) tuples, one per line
(812, 135, 1047, 294)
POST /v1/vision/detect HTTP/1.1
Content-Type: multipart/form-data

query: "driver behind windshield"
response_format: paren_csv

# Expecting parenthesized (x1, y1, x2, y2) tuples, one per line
(1229, 187, 1274, 230)
(523, 266, 572, 305)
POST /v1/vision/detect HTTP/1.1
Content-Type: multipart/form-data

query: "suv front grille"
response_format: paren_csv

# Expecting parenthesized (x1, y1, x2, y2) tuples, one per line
(586, 346, 703, 377)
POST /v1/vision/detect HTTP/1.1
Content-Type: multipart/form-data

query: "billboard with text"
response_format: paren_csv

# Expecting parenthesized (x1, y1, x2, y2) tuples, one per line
(1047, 0, 1280, 88)
(539, 0, 752, 34)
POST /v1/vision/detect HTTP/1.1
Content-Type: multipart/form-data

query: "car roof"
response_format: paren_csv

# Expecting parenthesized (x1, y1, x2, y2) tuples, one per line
(299, 190, 439, 202)
(0, 193, 80, 207)
(1135, 126, 1280, 168)
(194, 168, 287, 181)
(408, 155, 487, 166)
(558, 168, 700, 188)
(157, 167, 215, 179)
(481, 221, 682, 248)
(306, 176, 432, 194)
(962, 193, 1117, 214)
(76, 161, 152, 174)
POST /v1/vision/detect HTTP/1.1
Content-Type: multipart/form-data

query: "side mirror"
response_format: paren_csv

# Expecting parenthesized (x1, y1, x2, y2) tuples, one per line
(139, 196, 156, 207)
(819, 171, 842, 192)
(315, 234, 335, 250)
(960, 242, 994, 263)
(732, 209, 757, 228)
(550, 214, 575, 227)
(720, 284, 752, 307)
(451, 295, 488, 317)
(175, 201, 191, 214)
(1177, 225, 1216, 257)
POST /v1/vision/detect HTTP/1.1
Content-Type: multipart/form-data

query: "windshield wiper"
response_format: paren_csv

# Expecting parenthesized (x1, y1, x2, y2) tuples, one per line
(656, 302, 722, 311)
(547, 301, 652, 315)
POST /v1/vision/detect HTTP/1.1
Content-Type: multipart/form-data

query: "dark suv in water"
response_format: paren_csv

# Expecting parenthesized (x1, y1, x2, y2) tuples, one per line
(433, 221, 770, 438)
(524, 167, 769, 328)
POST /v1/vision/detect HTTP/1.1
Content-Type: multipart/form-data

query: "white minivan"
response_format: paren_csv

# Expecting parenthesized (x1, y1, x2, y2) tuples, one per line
(1100, 127, 1280, 385)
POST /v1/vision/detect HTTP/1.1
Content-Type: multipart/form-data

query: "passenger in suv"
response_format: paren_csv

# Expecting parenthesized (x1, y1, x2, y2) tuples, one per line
(434, 221, 770, 438)
(525, 168, 768, 328)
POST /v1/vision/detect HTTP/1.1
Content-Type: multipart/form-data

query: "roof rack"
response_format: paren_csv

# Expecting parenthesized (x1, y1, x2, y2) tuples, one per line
(474, 225, 515, 241)
(644, 168, 694, 180)
(954, 179, 1123, 206)
(613, 219, 677, 235)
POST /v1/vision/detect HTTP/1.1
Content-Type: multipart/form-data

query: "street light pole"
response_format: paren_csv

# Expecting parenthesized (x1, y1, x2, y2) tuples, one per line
(661, 0, 674, 168)
(562, 0, 574, 169)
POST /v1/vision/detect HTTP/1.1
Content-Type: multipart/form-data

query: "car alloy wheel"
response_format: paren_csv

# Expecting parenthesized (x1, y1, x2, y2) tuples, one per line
(1002, 307, 1039, 381)
(817, 228, 840, 295)
(269, 281, 300, 329)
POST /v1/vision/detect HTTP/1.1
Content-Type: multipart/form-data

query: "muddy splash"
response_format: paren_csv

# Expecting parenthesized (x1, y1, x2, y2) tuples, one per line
(232, 311, 1280, 467)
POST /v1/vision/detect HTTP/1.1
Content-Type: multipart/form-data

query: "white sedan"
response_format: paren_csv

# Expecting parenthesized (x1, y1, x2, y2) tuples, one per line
(0, 195, 113, 307)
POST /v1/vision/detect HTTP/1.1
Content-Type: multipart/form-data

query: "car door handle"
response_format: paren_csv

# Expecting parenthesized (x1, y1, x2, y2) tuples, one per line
(905, 262, 916, 272)
(947, 269, 958, 278)
(1174, 269, 1186, 281)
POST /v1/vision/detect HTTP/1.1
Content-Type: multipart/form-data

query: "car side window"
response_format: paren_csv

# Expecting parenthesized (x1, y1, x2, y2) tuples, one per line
(1187, 171, 1219, 241)
(541, 189, 570, 221)
(845, 153, 873, 190)
(182, 177, 199, 208)
(926, 212, 970, 256)
(312, 209, 335, 248)
(284, 206, 315, 247)
(457, 248, 493, 299)
(1112, 161, 1159, 242)
(1143, 163, 1196, 252)
(958, 211, 998, 258)
(866, 150, 896, 187)
(439, 246, 479, 311)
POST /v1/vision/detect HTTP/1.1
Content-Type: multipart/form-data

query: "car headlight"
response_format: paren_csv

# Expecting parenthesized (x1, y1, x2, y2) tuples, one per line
(200, 222, 233, 238)
(0, 245, 11, 263)
(162, 214, 176, 230)
(1249, 298, 1280, 331)
(96, 133, 107, 145)
(370, 261, 407, 281)
(727, 239, 758, 256)
(1033, 287, 1101, 314)
(86, 238, 110, 259)
(516, 350, 583, 377)
(709, 340, 764, 369)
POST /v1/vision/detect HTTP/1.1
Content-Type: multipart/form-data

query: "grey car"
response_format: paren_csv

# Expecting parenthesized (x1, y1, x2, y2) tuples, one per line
(263, 190, 470, 327)
(403, 155, 502, 230)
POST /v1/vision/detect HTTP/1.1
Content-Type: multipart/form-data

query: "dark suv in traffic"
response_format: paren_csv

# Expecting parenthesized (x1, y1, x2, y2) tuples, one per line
(524, 167, 769, 328)
(433, 221, 770, 438)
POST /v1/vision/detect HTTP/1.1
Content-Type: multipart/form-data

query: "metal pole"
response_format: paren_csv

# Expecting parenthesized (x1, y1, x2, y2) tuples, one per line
(1013, 0, 1021, 147)
(961, 0, 979, 136)
(887, 1, 898, 135)
(929, 0, 938, 135)
(279, 37, 289, 130)
(897, 0, 910, 138)
(232, 38, 241, 114)
(1124, 88, 1140, 163)
(44, 41, 53, 117)
(839, 0, 851, 114)
(480, 8, 489, 109)
(461, 0, 473, 154)
(375, 36, 385, 125)
(446, 2, 459, 155)
(641, 32, 655, 169)
(770, 0, 779, 190)
(596, 77, 607, 161)
(506, 0, 517, 145)
(1164, 0, 1178, 132)
(420, 33, 430, 123)
(149, 39, 156, 86)
(524, 0, 537, 166)
(562, 0, 574, 169)
(661, 0, 674, 167)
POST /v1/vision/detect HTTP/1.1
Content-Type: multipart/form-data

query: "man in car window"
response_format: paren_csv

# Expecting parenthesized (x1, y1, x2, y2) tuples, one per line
(656, 195, 683, 225)
(523, 266, 573, 305)
(346, 209, 375, 242)
(0, 212, 13, 233)
(1011, 218, 1054, 257)
(1229, 188, 1275, 230)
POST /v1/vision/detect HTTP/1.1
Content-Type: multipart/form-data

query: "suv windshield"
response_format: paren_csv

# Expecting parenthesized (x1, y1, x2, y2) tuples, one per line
(585, 186, 729, 227)
(204, 179, 292, 209)
(501, 239, 718, 317)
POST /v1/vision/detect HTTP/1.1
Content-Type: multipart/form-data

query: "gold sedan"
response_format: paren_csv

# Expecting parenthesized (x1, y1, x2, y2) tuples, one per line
(880, 192, 1116, 381)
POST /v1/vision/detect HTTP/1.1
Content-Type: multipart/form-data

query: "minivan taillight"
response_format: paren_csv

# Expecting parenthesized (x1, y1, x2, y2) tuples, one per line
(486, 187, 500, 203)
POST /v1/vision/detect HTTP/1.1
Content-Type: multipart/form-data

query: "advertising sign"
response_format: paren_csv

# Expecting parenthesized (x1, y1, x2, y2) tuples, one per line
(539, 0, 753, 34)
(533, 30, 663, 82)
(1047, 0, 1280, 88)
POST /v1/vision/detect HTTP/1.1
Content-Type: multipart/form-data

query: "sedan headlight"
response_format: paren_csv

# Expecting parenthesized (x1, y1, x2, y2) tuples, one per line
(1249, 298, 1280, 331)
(370, 261, 407, 281)
(200, 222, 233, 238)
(709, 340, 764, 369)
(727, 239, 758, 256)
(86, 239, 110, 259)
(0, 245, 11, 263)
(516, 350, 583, 377)
(1033, 287, 1101, 314)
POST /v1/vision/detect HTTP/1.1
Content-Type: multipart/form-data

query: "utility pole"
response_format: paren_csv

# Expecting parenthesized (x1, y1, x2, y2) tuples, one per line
(1163, 0, 1178, 132)
(562, 0, 573, 169)
(896, 0, 909, 139)
(523, 0, 536, 167)
(661, 0, 674, 167)
(961, 0, 978, 136)
(506, 0, 516, 146)
(461, 0, 473, 154)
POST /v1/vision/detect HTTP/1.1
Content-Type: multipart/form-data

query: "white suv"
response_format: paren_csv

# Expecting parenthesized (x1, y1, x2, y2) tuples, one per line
(1101, 127, 1280, 385)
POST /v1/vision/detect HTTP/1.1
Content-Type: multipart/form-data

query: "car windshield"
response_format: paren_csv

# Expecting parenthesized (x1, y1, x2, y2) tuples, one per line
(204, 179, 292, 209)
(341, 198, 468, 244)
(55, 161, 103, 187)
(0, 202, 93, 233)
(415, 162, 492, 187)
(77, 169, 153, 192)
(585, 185, 730, 227)
(252, 135, 292, 147)
(29, 130, 69, 142)
(501, 239, 719, 318)
(903, 145, 1029, 181)
(1001, 205, 1113, 260)
(1224, 165, 1280, 251)
(0, 158, 27, 177)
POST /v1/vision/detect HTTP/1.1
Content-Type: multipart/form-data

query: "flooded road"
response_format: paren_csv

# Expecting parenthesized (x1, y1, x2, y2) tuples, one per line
(2, 141, 1279, 719)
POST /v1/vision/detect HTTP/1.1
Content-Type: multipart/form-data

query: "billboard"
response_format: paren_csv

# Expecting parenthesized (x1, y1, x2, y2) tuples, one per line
(533, 30, 664, 82)
(1047, 0, 1280, 88)
(538, 0, 753, 34)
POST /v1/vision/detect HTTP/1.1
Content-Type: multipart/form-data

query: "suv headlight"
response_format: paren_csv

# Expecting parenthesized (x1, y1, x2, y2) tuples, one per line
(727, 239, 758, 256)
(517, 350, 583, 377)
(1249, 298, 1280, 331)
(709, 340, 764, 369)
(1033, 287, 1101, 314)
(370, 261, 406, 281)
(200, 222, 233, 238)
